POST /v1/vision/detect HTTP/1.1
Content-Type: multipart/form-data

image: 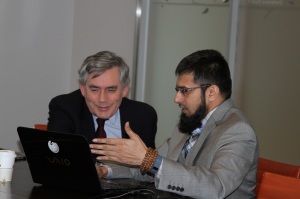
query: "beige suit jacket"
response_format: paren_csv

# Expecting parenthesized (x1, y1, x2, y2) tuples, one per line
(111, 99, 259, 199)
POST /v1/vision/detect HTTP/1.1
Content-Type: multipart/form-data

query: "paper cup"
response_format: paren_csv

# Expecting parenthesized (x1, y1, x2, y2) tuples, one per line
(0, 180, 11, 192)
(0, 168, 13, 182)
(0, 150, 16, 169)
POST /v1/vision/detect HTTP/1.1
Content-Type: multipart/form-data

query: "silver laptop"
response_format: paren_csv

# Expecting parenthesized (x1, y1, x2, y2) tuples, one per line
(17, 126, 147, 197)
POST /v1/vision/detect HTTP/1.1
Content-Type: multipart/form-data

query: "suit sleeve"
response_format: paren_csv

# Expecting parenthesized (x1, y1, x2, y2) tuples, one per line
(47, 96, 74, 133)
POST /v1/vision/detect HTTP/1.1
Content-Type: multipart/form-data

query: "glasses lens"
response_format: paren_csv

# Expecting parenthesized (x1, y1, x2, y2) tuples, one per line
(181, 88, 188, 95)
(175, 87, 188, 95)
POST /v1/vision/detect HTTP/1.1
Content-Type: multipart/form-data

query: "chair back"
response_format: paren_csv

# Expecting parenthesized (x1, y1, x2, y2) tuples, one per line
(255, 158, 300, 194)
(257, 172, 300, 199)
(34, 124, 48, 131)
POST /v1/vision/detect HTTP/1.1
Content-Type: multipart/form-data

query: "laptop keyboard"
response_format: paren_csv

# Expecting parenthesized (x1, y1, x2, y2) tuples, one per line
(100, 179, 139, 190)
(94, 180, 158, 199)
(101, 181, 128, 189)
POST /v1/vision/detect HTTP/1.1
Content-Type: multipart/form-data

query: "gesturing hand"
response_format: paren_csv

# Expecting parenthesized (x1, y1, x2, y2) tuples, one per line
(90, 122, 148, 166)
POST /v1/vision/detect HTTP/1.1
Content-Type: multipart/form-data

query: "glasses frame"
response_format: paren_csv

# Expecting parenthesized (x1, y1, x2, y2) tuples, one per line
(175, 84, 211, 96)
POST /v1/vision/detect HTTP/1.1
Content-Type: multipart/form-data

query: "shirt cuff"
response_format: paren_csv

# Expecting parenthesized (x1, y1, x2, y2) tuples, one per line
(149, 155, 162, 175)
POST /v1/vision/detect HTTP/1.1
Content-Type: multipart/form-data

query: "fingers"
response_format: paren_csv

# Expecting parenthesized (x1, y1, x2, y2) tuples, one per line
(90, 142, 113, 156)
(90, 140, 122, 157)
(90, 144, 116, 161)
(92, 146, 126, 163)
(94, 149, 144, 165)
(92, 137, 121, 144)
(89, 122, 148, 166)
(124, 122, 136, 138)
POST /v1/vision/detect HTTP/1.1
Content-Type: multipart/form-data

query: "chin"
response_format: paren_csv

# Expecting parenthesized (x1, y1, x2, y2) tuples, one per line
(182, 112, 192, 117)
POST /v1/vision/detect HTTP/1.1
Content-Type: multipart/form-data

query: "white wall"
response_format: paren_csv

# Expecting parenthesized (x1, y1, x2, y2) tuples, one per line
(237, 3, 300, 165)
(70, 0, 137, 93)
(0, 0, 136, 152)
(137, 0, 230, 147)
(0, 0, 74, 151)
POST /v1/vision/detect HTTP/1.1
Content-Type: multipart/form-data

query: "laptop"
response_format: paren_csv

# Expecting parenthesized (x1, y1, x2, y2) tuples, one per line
(17, 126, 150, 197)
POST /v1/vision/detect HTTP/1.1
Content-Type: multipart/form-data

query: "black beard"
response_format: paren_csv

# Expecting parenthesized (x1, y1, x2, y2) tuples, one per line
(178, 98, 207, 135)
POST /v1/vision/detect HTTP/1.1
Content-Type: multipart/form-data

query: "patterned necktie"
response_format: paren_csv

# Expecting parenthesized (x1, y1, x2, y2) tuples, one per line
(182, 125, 203, 158)
(95, 118, 107, 138)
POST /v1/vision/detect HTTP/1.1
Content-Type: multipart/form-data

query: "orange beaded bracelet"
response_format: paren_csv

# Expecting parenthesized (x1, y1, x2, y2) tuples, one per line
(140, 147, 158, 175)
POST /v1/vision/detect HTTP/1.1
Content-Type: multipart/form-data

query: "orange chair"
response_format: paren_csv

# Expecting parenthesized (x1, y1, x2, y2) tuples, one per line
(34, 124, 48, 131)
(255, 158, 300, 194)
(257, 172, 300, 199)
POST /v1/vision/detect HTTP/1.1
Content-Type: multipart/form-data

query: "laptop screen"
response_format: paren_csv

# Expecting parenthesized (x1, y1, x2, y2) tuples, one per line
(17, 126, 102, 194)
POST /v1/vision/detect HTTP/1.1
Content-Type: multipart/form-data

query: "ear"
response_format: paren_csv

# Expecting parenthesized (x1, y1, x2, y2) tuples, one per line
(122, 85, 129, 97)
(206, 85, 220, 102)
(79, 84, 86, 97)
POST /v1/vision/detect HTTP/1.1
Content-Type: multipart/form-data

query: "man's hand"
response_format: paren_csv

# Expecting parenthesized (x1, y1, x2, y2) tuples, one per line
(90, 122, 148, 166)
(95, 165, 108, 178)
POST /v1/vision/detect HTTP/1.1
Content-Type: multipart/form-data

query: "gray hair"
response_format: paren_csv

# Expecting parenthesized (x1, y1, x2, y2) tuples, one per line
(78, 51, 130, 87)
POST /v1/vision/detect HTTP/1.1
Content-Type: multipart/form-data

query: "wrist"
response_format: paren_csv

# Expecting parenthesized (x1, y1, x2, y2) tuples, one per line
(149, 155, 162, 174)
(140, 147, 158, 175)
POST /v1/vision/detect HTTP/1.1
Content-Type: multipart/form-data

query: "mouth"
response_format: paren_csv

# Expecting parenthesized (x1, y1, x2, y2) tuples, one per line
(98, 107, 109, 111)
(96, 104, 110, 112)
(178, 104, 187, 112)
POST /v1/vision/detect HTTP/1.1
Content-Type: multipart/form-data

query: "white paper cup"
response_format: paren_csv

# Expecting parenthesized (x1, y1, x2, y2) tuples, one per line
(0, 150, 16, 169)
(0, 168, 13, 182)
(0, 180, 11, 192)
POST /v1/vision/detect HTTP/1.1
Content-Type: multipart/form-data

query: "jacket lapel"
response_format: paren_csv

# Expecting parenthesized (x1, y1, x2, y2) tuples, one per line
(168, 132, 189, 161)
(119, 98, 129, 138)
(185, 99, 234, 165)
(81, 103, 95, 143)
(185, 122, 215, 165)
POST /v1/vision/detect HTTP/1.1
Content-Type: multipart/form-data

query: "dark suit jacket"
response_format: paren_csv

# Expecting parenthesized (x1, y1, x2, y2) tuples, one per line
(47, 90, 157, 148)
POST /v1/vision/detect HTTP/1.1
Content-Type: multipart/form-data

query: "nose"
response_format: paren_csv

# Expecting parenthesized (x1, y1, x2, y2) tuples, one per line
(174, 92, 183, 104)
(97, 89, 108, 102)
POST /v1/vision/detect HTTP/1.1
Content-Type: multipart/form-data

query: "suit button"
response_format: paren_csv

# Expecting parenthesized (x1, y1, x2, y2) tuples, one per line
(176, 186, 180, 191)
(180, 187, 184, 192)
(172, 186, 176, 190)
(167, 185, 172, 189)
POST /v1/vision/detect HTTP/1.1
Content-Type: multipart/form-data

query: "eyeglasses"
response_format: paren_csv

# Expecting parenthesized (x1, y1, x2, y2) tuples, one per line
(175, 84, 211, 96)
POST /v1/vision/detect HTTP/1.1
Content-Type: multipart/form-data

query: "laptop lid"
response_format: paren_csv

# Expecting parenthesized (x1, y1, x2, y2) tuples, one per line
(17, 126, 102, 195)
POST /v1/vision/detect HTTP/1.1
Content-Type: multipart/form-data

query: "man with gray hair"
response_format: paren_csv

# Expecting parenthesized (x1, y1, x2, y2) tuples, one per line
(48, 51, 157, 149)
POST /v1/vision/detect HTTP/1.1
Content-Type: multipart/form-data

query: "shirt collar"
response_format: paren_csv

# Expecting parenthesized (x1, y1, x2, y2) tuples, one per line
(201, 107, 218, 128)
(93, 109, 120, 125)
